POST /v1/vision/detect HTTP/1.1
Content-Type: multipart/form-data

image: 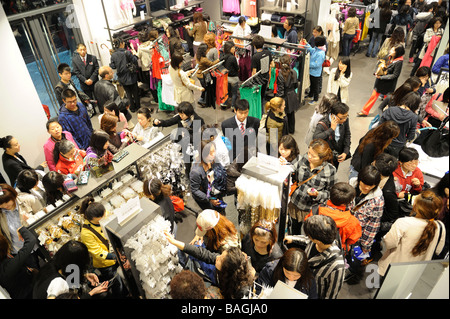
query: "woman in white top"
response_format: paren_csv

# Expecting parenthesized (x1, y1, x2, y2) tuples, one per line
(132, 107, 161, 145)
(377, 190, 446, 277)
(169, 52, 204, 104)
(327, 56, 353, 104)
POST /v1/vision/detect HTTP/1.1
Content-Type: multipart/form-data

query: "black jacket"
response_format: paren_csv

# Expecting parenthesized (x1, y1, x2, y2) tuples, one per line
(2, 152, 44, 186)
(374, 59, 403, 95)
(54, 80, 91, 107)
(380, 175, 400, 223)
(276, 70, 299, 114)
(94, 79, 129, 114)
(221, 53, 239, 77)
(0, 227, 36, 299)
(71, 52, 99, 92)
(109, 48, 138, 86)
(154, 112, 205, 145)
(221, 116, 260, 161)
(313, 115, 352, 159)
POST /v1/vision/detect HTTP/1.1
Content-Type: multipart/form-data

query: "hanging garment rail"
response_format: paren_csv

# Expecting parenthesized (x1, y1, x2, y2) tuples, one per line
(240, 70, 262, 87)
(201, 60, 225, 74)
(270, 50, 301, 57)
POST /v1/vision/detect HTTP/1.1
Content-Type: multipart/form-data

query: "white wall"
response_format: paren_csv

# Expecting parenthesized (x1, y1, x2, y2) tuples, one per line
(0, 5, 49, 185)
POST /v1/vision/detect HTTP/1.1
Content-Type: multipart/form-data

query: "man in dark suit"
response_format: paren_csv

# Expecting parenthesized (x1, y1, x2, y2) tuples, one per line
(221, 99, 260, 162)
(71, 43, 99, 101)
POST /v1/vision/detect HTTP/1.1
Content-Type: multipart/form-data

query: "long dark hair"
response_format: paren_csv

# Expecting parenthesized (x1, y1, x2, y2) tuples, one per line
(334, 56, 351, 81)
(272, 248, 314, 290)
(280, 55, 292, 82)
(217, 247, 254, 299)
(42, 171, 65, 206)
(411, 190, 443, 257)
(380, 0, 392, 21)
(196, 43, 208, 61)
(357, 121, 400, 157)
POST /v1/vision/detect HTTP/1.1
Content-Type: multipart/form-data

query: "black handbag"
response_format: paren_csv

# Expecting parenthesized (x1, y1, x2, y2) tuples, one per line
(419, 117, 449, 157)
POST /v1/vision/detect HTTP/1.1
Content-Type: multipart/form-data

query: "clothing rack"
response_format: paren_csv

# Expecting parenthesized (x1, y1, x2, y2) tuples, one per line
(270, 50, 301, 57)
(201, 60, 225, 74)
(240, 70, 262, 87)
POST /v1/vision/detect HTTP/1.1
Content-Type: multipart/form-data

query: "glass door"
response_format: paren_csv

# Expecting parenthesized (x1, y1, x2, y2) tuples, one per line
(9, 3, 83, 118)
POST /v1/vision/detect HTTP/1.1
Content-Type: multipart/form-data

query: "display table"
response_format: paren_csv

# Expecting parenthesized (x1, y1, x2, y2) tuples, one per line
(75, 143, 151, 198)
(409, 143, 449, 185)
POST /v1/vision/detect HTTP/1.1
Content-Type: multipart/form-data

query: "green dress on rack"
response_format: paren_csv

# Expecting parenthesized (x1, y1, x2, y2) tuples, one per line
(239, 84, 262, 119)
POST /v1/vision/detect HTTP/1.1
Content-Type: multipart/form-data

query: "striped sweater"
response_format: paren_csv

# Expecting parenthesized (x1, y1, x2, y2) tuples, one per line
(291, 235, 345, 299)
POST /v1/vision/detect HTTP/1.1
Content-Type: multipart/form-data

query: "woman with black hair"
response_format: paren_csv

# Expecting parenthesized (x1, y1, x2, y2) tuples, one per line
(85, 130, 113, 166)
(349, 165, 384, 257)
(257, 248, 318, 298)
(326, 56, 352, 104)
(221, 41, 239, 110)
(379, 91, 421, 157)
(15, 169, 46, 215)
(80, 197, 128, 298)
(358, 43, 406, 116)
(1, 135, 47, 187)
(164, 231, 255, 299)
(32, 240, 108, 299)
(366, 0, 392, 58)
(169, 52, 204, 105)
(41, 171, 66, 206)
(98, 101, 130, 131)
(276, 55, 299, 134)
(196, 43, 220, 108)
(109, 38, 140, 112)
(131, 107, 161, 145)
(143, 178, 176, 233)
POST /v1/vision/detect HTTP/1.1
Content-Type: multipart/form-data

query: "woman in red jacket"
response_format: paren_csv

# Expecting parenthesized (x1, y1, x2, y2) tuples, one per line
(54, 139, 86, 176)
(393, 147, 424, 198)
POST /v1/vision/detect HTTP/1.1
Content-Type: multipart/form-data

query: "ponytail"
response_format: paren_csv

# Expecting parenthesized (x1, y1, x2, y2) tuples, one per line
(411, 190, 443, 257)
(265, 97, 284, 113)
(80, 196, 105, 221)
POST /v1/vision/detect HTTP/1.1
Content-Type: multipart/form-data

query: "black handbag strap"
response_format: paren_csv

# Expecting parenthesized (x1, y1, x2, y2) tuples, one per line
(83, 223, 109, 248)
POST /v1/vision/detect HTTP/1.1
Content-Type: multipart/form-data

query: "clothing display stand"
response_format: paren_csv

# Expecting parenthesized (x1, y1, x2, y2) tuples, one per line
(202, 60, 226, 124)
(26, 135, 188, 261)
(238, 155, 293, 245)
(258, 0, 309, 39)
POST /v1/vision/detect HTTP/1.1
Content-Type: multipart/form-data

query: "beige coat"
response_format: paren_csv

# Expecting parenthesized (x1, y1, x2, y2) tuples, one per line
(377, 217, 446, 276)
(327, 68, 352, 104)
(169, 65, 203, 104)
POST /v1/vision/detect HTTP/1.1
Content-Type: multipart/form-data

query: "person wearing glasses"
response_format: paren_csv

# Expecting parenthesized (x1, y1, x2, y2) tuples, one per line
(58, 88, 94, 150)
(312, 101, 351, 169)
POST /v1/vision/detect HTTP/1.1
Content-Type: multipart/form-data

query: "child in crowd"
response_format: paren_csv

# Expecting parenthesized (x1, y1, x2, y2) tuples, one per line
(393, 147, 425, 198)
(305, 35, 327, 105)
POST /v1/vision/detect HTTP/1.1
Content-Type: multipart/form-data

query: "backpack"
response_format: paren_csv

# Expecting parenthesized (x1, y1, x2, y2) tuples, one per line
(210, 164, 227, 194)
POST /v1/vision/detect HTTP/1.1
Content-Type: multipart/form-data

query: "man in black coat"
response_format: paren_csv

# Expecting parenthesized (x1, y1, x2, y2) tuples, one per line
(313, 101, 351, 169)
(71, 43, 99, 101)
(221, 99, 260, 162)
(94, 65, 130, 117)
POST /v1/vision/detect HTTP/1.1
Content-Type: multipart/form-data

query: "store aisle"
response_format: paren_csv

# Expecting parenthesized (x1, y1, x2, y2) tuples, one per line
(117, 44, 415, 299)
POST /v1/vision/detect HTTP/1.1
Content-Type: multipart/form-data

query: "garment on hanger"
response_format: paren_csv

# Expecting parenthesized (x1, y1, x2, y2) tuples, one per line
(240, 85, 262, 119)
(236, 174, 281, 232)
(157, 79, 175, 111)
(223, 0, 240, 15)
(238, 51, 252, 81)
(241, 0, 257, 18)
(214, 70, 229, 106)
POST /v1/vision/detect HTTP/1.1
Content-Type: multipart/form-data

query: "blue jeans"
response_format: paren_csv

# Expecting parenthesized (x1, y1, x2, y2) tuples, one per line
(342, 33, 356, 56)
(367, 31, 383, 57)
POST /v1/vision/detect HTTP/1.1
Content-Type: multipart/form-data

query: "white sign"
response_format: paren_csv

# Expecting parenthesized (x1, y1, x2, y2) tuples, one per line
(115, 196, 142, 225)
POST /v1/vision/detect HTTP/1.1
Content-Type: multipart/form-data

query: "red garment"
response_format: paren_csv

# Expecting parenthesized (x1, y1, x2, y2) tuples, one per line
(393, 163, 424, 196)
(152, 49, 165, 79)
(420, 35, 442, 68)
(214, 70, 228, 106)
(305, 200, 362, 251)
(55, 150, 86, 175)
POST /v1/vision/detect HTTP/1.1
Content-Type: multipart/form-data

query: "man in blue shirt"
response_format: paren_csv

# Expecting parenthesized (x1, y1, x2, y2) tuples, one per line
(283, 17, 298, 44)
(58, 88, 93, 150)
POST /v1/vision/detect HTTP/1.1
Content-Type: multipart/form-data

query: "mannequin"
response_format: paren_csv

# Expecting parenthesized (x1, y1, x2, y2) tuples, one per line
(324, 3, 341, 75)
(119, 0, 136, 24)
